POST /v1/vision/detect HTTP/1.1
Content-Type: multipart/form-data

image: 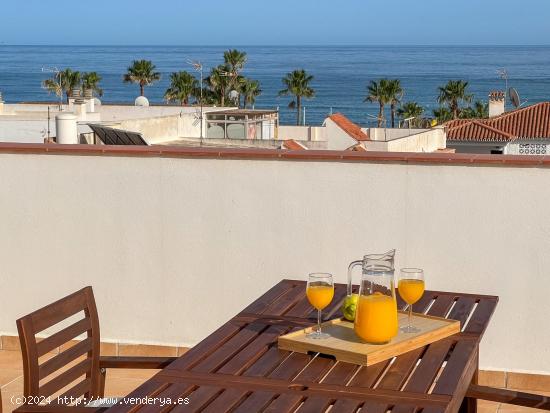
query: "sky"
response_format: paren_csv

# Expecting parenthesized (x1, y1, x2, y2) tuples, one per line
(0, 0, 549, 46)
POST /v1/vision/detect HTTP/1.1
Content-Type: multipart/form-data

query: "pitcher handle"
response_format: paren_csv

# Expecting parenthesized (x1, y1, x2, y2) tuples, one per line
(347, 260, 363, 296)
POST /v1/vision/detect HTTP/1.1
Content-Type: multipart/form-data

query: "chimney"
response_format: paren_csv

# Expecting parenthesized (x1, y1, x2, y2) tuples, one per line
(489, 91, 505, 117)
(83, 89, 95, 113)
(73, 98, 87, 121)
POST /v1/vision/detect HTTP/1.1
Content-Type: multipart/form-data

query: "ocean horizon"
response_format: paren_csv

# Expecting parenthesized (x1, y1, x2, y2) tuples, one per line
(1, 45, 549, 125)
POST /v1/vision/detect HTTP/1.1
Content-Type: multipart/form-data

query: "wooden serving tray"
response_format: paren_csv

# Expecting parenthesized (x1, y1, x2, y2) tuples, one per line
(278, 312, 460, 366)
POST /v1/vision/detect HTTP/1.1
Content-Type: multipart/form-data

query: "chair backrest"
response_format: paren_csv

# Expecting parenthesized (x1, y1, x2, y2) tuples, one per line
(16, 287, 101, 401)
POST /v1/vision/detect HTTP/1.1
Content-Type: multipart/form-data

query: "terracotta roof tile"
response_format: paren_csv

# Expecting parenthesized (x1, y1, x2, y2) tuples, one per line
(327, 113, 370, 142)
(446, 102, 550, 142)
(281, 139, 308, 150)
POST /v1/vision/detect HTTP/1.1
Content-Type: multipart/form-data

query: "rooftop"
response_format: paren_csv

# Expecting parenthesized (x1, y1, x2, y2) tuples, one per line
(446, 102, 550, 142)
(327, 113, 370, 142)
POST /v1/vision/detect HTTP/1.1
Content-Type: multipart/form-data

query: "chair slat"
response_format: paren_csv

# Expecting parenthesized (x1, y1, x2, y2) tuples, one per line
(36, 318, 92, 357)
(58, 378, 92, 401)
(39, 355, 92, 397)
(39, 338, 93, 380)
(30, 289, 90, 334)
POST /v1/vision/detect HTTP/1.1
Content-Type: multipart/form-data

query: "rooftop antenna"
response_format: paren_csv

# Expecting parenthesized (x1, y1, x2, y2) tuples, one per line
(42, 66, 63, 111)
(497, 68, 508, 110)
(187, 60, 204, 142)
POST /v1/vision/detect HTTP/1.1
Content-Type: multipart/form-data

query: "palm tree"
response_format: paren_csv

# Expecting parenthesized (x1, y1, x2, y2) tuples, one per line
(365, 79, 392, 127)
(164, 71, 199, 105)
(42, 68, 81, 103)
(224, 49, 247, 79)
(397, 102, 424, 127)
(386, 79, 404, 128)
(123, 60, 161, 96)
(42, 76, 62, 101)
(206, 65, 231, 106)
(460, 100, 489, 119)
(278, 69, 315, 125)
(437, 80, 473, 119)
(81, 72, 103, 97)
(240, 79, 262, 108)
(433, 107, 453, 123)
(223, 49, 247, 103)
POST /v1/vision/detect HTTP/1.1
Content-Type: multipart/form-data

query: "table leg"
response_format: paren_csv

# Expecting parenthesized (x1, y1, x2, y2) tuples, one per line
(459, 352, 479, 413)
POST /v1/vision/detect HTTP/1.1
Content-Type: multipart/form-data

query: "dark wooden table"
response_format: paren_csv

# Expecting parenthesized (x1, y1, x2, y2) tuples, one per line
(106, 279, 498, 413)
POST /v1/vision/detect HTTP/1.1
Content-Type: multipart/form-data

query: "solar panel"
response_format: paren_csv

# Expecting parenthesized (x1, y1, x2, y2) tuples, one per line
(88, 124, 148, 146)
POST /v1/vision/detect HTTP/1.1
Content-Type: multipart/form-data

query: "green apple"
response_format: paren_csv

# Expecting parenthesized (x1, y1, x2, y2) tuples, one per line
(342, 294, 359, 321)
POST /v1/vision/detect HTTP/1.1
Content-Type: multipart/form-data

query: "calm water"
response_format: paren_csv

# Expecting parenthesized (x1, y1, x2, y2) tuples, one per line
(0, 45, 549, 125)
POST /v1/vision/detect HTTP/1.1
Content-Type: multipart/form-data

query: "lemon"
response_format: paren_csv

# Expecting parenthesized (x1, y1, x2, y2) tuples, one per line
(342, 294, 359, 321)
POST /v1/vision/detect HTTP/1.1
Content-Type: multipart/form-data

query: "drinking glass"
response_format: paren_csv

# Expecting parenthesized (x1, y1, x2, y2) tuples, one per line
(306, 273, 334, 339)
(398, 268, 425, 333)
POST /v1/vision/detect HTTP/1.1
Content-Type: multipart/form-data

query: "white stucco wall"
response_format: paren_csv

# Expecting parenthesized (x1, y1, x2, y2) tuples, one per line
(387, 128, 446, 152)
(119, 116, 181, 144)
(367, 128, 429, 141)
(364, 128, 446, 153)
(279, 126, 327, 142)
(323, 118, 358, 150)
(0, 152, 549, 374)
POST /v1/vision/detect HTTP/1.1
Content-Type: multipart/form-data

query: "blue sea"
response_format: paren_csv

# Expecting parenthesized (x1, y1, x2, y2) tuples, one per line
(0, 45, 549, 126)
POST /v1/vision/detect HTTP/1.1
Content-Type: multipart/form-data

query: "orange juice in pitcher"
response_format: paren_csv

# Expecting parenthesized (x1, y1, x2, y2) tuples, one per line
(348, 250, 398, 344)
(354, 294, 398, 344)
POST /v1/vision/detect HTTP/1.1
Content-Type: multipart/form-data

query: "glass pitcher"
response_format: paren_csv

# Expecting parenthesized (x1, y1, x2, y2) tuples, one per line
(348, 250, 398, 344)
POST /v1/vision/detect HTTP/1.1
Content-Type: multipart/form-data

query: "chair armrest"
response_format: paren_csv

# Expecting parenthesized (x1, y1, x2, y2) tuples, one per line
(99, 356, 177, 370)
(467, 384, 550, 410)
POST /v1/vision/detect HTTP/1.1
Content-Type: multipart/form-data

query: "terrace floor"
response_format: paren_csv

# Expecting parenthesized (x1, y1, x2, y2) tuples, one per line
(0, 348, 548, 412)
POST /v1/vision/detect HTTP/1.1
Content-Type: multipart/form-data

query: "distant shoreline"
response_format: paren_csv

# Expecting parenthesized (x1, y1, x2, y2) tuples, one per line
(1, 44, 550, 48)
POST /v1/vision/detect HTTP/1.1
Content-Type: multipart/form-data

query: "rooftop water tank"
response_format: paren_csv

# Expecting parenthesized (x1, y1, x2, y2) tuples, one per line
(56, 113, 78, 144)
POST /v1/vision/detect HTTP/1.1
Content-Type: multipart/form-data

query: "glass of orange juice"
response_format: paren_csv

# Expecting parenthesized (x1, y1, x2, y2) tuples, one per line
(306, 273, 334, 339)
(398, 268, 425, 333)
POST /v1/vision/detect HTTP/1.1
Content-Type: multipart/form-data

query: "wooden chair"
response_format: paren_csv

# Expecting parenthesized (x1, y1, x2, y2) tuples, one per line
(16, 286, 176, 408)
(467, 384, 550, 410)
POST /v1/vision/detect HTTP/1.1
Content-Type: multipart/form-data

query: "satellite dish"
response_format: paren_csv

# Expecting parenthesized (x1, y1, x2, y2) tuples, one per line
(135, 96, 150, 107)
(509, 88, 520, 109)
(229, 90, 239, 101)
